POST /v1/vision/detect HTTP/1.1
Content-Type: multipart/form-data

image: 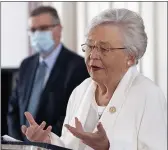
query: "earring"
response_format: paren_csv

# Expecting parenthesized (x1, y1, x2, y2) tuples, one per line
(127, 61, 131, 66)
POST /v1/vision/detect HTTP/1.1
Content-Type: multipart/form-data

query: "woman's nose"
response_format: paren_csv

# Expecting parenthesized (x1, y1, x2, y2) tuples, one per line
(90, 48, 100, 59)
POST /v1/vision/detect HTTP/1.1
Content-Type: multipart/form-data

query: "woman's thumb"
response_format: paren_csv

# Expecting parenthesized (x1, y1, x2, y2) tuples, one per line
(21, 125, 27, 135)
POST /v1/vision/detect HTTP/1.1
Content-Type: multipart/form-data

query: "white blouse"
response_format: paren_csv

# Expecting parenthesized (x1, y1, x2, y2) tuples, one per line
(78, 96, 106, 150)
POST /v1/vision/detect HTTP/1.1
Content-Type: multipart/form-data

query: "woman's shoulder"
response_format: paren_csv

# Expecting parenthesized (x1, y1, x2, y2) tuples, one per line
(134, 74, 161, 90)
(127, 74, 166, 116)
(132, 74, 166, 100)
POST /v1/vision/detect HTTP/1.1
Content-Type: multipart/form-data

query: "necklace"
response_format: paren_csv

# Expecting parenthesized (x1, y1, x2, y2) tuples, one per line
(97, 106, 106, 119)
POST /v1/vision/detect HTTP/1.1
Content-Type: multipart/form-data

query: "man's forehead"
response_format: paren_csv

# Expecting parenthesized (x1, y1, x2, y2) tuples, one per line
(28, 13, 53, 26)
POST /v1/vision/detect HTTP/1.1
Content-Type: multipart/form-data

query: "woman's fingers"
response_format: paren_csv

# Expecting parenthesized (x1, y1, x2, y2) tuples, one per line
(31, 123, 52, 142)
(97, 122, 107, 137)
(65, 124, 88, 140)
(75, 117, 84, 132)
(33, 121, 46, 136)
(21, 125, 27, 135)
(31, 121, 46, 141)
(46, 125, 52, 133)
(42, 126, 52, 142)
(39, 121, 46, 130)
(65, 119, 108, 150)
(24, 112, 38, 126)
(26, 126, 37, 141)
(22, 113, 52, 143)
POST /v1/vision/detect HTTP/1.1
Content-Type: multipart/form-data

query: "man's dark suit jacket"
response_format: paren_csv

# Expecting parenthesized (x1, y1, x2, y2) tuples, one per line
(7, 45, 89, 140)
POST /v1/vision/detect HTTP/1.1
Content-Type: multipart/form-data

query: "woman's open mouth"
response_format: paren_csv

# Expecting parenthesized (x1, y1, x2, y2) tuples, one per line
(90, 65, 103, 71)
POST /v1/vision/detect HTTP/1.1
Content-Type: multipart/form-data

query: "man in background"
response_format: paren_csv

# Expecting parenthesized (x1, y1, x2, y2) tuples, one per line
(7, 6, 89, 141)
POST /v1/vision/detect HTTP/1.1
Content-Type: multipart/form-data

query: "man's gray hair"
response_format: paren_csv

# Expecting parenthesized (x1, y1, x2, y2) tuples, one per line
(30, 6, 61, 25)
(86, 8, 148, 61)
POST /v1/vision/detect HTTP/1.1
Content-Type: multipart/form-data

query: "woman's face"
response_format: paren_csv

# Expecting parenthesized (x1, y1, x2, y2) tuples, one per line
(85, 24, 130, 83)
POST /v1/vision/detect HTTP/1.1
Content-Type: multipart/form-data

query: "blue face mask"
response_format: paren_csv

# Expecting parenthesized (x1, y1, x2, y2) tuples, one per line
(30, 31, 55, 54)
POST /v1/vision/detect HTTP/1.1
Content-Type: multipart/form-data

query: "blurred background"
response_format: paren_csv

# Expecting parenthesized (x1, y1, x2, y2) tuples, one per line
(1, 1, 167, 136)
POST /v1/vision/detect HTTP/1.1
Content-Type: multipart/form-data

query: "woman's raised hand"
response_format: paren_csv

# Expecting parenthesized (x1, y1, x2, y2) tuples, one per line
(21, 112, 52, 143)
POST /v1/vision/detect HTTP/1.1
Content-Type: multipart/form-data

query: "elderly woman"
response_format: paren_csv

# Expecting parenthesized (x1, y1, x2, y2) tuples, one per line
(21, 8, 167, 150)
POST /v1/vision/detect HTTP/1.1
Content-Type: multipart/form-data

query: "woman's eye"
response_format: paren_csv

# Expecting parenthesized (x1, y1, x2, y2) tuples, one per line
(100, 47, 108, 52)
(88, 45, 93, 48)
(88, 45, 94, 50)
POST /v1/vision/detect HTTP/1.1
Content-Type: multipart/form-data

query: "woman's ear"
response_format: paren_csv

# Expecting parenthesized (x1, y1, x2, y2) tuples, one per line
(127, 54, 136, 67)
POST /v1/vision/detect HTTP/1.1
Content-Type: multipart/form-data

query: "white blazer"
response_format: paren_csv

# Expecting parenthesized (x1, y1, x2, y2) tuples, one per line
(50, 66, 167, 150)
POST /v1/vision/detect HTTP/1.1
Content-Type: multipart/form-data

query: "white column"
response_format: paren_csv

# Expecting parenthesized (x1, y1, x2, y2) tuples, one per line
(76, 2, 88, 56)
(139, 2, 155, 82)
(155, 2, 167, 99)
(61, 2, 77, 52)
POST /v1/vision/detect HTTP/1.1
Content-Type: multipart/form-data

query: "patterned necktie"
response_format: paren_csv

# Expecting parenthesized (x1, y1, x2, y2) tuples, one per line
(27, 61, 47, 118)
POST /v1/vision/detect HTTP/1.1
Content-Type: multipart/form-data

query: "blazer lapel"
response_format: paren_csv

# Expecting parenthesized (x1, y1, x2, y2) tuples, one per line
(66, 81, 96, 150)
(22, 55, 39, 124)
(93, 66, 139, 134)
(75, 81, 96, 126)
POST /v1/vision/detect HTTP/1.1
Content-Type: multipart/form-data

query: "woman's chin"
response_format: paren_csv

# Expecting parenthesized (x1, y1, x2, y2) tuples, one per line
(90, 74, 105, 83)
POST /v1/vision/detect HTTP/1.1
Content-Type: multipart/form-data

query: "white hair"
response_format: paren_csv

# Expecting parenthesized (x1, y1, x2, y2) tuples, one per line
(86, 8, 148, 62)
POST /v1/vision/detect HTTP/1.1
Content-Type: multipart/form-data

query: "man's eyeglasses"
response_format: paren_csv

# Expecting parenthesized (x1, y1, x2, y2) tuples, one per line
(81, 43, 126, 54)
(28, 24, 57, 33)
